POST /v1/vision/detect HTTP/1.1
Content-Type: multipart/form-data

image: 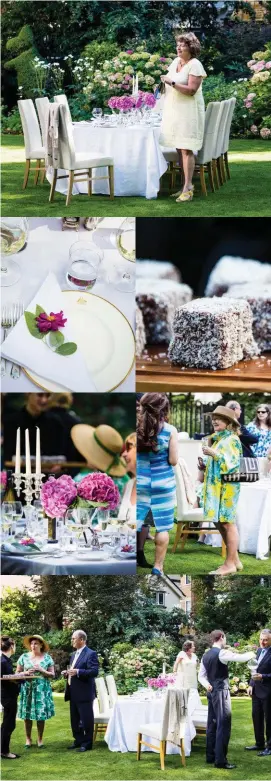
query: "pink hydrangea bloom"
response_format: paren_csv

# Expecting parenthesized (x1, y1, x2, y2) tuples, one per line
(126, 50, 133, 54)
(250, 124, 258, 134)
(36, 311, 67, 333)
(41, 475, 77, 518)
(247, 93, 256, 99)
(0, 470, 7, 489)
(265, 61, 271, 69)
(77, 472, 120, 510)
(260, 127, 271, 139)
(247, 59, 256, 67)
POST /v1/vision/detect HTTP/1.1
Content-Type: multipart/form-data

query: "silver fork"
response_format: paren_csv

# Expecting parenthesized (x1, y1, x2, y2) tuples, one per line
(1, 302, 24, 378)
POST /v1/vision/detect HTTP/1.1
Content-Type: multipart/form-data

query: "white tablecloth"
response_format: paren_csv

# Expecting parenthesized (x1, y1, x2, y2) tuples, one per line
(236, 480, 271, 559)
(105, 689, 201, 756)
(47, 124, 167, 199)
(1, 552, 136, 575)
(1, 217, 134, 392)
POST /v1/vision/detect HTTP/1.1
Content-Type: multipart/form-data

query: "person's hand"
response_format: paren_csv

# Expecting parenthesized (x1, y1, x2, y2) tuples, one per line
(26, 668, 38, 675)
(252, 673, 262, 681)
(247, 686, 253, 696)
(67, 668, 78, 677)
(61, 670, 68, 678)
(160, 75, 171, 85)
(207, 684, 213, 692)
(202, 446, 216, 457)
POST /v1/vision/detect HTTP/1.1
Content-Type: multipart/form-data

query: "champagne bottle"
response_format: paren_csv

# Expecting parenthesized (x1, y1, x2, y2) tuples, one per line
(3, 470, 16, 502)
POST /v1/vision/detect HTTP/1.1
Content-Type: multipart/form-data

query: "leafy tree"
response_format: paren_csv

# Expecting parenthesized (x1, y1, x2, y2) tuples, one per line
(0, 586, 43, 660)
(192, 576, 271, 639)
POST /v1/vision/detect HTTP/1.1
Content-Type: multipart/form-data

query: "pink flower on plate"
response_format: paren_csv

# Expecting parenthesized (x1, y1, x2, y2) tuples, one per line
(36, 310, 67, 333)
(77, 472, 120, 510)
(41, 475, 77, 518)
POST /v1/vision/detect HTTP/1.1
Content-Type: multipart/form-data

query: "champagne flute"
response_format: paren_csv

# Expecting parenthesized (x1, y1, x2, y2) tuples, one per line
(1, 218, 29, 287)
(116, 218, 135, 262)
(1, 502, 14, 540)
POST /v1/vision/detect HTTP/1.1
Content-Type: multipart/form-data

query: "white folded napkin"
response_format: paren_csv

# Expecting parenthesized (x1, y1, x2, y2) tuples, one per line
(1, 272, 96, 391)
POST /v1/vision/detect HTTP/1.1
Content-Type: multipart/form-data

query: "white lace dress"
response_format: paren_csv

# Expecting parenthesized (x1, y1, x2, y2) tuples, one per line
(160, 57, 207, 151)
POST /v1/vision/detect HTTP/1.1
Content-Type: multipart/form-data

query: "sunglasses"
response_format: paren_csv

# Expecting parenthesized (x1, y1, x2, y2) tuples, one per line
(257, 409, 267, 413)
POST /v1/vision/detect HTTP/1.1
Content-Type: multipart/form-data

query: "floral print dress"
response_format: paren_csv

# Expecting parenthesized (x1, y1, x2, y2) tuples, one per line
(203, 430, 242, 525)
(17, 652, 55, 721)
(246, 423, 271, 457)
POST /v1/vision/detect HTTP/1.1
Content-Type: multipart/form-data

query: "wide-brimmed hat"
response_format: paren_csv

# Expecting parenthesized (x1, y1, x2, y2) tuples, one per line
(210, 406, 239, 425)
(23, 634, 49, 652)
(71, 424, 127, 477)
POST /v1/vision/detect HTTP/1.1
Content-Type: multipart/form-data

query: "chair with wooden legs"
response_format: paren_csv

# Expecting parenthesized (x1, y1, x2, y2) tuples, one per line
(195, 101, 221, 196)
(54, 93, 72, 123)
(49, 104, 114, 207)
(93, 677, 112, 743)
(212, 100, 230, 187)
(172, 461, 226, 557)
(160, 147, 179, 190)
(35, 97, 50, 146)
(137, 689, 187, 771)
(220, 97, 236, 180)
(18, 99, 46, 189)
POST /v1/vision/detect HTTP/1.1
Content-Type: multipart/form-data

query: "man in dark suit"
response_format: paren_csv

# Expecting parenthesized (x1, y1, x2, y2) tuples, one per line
(245, 628, 271, 756)
(62, 630, 99, 753)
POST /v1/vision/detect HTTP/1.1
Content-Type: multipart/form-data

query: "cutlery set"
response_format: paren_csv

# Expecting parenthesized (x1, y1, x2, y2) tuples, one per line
(1, 301, 24, 378)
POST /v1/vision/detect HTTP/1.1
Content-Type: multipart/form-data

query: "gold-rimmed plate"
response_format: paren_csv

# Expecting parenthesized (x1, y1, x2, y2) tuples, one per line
(24, 291, 135, 393)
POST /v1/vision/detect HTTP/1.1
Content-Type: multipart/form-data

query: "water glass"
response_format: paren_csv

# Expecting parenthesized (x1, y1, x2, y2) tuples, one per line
(67, 241, 103, 291)
(92, 108, 103, 124)
(106, 259, 135, 293)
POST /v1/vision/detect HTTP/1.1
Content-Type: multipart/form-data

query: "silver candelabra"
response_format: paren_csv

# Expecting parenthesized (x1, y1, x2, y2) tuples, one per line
(13, 473, 45, 505)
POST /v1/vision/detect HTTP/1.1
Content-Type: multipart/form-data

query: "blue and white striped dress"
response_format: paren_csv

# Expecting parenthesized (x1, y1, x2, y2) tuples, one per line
(137, 422, 176, 532)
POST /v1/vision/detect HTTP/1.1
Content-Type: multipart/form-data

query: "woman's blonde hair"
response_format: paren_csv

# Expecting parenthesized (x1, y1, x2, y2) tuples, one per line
(125, 432, 136, 447)
(176, 32, 201, 57)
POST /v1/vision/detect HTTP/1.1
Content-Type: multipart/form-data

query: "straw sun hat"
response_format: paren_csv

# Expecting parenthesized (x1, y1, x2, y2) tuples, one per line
(71, 424, 127, 477)
(210, 406, 239, 426)
(23, 634, 49, 652)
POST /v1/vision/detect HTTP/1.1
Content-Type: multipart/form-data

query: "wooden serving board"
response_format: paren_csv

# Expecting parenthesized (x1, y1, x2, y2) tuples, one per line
(136, 347, 271, 392)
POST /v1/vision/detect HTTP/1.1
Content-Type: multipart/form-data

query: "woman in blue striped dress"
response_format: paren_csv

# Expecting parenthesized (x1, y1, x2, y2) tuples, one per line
(137, 394, 178, 576)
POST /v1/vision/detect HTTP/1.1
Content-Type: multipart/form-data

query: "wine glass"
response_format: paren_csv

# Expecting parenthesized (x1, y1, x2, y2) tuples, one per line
(97, 509, 110, 531)
(92, 108, 103, 124)
(1, 218, 29, 287)
(11, 501, 23, 537)
(116, 218, 135, 262)
(67, 241, 103, 291)
(1, 502, 14, 540)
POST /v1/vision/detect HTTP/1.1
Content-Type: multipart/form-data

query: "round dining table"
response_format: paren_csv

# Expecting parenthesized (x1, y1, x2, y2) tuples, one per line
(47, 122, 168, 199)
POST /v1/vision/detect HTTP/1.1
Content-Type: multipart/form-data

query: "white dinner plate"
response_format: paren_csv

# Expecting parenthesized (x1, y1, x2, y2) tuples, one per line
(24, 290, 135, 392)
(74, 550, 111, 561)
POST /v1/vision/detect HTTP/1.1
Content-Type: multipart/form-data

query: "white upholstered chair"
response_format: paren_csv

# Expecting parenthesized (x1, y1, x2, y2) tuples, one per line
(18, 98, 46, 188)
(93, 677, 112, 742)
(172, 460, 226, 556)
(212, 99, 230, 187)
(49, 104, 114, 207)
(35, 96, 50, 147)
(105, 675, 119, 707)
(196, 101, 221, 195)
(137, 689, 186, 771)
(221, 97, 236, 180)
(191, 703, 208, 736)
(54, 93, 72, 123)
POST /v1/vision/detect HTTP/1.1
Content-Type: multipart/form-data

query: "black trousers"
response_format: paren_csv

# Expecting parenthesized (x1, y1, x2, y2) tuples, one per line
(1, 699, 18, 755)
(252, 693, 271, 749)
(206, 688, 232, 766)
(70, 699, 94, 748)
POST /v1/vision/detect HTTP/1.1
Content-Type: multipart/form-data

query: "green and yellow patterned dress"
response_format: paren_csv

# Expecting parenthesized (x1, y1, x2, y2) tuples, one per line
(203, 430, 242, 525)
(17, 653, 55, 721)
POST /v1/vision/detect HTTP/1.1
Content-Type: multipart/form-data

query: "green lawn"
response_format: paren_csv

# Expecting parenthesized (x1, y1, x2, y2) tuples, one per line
(1, 695, 268, 781)
(138, 530, 271, 576)
(1, 136, 271, 217)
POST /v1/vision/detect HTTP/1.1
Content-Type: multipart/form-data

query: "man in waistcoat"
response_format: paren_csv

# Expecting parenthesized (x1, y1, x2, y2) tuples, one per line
(198, 629, 255, 769)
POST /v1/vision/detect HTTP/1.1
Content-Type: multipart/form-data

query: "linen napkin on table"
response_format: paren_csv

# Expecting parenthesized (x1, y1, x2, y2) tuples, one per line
(1, 272, 96, 391)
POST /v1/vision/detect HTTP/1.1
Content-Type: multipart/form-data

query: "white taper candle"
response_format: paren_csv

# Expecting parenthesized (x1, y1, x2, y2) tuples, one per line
(25, 429, 31, 475)
(36, 427, 41, 474)
(15, 428, 21, 474)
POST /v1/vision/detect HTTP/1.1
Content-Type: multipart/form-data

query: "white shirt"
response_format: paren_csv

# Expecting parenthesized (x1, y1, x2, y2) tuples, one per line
(198, 644, 255, 690)
(68, 646, 85, 683)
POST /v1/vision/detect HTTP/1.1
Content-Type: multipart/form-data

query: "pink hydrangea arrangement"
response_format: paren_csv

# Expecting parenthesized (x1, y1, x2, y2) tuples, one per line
(77, 472, 120, 510)
(147, 673, 176, 689)
(41, 475, 78, 518)
(1, 471, 7, 490)
(41, 472, 120, 517)
(108, 91, 156, 112)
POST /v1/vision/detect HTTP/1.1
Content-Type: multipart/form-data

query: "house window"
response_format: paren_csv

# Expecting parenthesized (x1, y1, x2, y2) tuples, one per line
(157, 591, 165, 606)
(185, 600, 191, 613)
(185, 575, 191, 585)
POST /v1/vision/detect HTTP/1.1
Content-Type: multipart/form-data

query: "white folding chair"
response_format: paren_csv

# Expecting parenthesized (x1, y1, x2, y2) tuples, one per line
(172, 460, 226, 556)
(49, 104, 114, 207)
(93, 677, 112, 742)
(212, 99, 230, 187)
(221, 97, 236, 180)
(54, 93, 72, 124)
(18, 98, 46, 188)
(195, 101, 221, 195)
(35, 96, 50, 147)
(137, 689, 186, 771)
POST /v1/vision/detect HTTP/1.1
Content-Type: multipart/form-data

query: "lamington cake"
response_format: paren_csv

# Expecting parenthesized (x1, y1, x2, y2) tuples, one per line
(205, 256, 271, 297)
(136, 278, 193, 345)
(224, 284, 271, 352)
(136, 305, 146, 358)
(168, 297, 259, 369)
(136, 260, 181, 282)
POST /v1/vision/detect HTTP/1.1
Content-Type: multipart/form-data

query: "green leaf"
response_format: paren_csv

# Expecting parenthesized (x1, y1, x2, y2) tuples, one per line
(48, 331, 64, 348)
(55, 342, 77, 356)
(24, 311, 44, 340)
(35, 304, 46, 316)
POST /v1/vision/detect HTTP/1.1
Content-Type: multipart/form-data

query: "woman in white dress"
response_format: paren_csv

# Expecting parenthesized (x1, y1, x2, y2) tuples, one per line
(160, 32, 207, 203)
(173, 641, 198, 690)
(118, 433, 136, 526)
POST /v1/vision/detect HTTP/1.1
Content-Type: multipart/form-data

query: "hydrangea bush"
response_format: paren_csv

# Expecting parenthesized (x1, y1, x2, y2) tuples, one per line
(108, 639, 177, 694)
(243, 43, 271, 138)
